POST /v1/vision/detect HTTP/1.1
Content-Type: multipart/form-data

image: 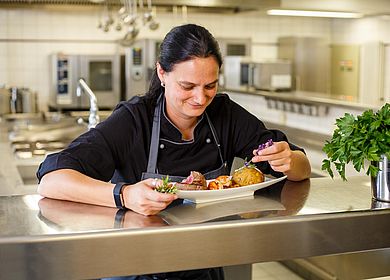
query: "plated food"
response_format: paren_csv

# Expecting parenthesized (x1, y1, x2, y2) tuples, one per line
(155, 139, 274, 194)
(155, 166, 265, 194)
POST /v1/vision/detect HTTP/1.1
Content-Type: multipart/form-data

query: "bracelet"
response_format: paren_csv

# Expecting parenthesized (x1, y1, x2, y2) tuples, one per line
(113, 182, 128, 209)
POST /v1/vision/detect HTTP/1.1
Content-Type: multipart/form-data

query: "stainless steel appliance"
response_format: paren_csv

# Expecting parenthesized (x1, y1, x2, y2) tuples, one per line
(0, 87, 11, 115)
(50, 53, 121, 110)
(330, 44, 360, 99)
(217, 38, 251, 57)
(252, 60, 292, 91)
(224, 56, 292, 91)
(124, 38, 251, 98)
(278, 37, 330, 93)
(125, 39, 161, 100)
(0, 87, 38, 114)
(217, 38, 251, 88)
(223, 56, 253, 91)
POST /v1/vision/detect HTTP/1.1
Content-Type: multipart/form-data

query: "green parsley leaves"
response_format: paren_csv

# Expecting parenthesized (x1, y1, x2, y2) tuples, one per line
(322, 103, 390, 180)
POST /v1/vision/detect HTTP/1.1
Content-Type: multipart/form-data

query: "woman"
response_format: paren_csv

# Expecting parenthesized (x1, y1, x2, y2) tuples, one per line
(38, 23, 310, 215)
(37, 23, 310, 279)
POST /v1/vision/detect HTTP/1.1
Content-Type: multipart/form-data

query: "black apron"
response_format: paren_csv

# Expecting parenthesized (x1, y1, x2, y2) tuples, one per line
(141, 94, 228, 182)
(138, 94, 227, 280)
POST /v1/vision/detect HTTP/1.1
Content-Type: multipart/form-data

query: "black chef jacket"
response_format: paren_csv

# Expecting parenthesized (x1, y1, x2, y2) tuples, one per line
(37, 93, 303, 184)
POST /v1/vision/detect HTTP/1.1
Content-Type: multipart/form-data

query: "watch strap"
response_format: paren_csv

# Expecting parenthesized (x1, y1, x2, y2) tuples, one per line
(113, 182, 128, 209)
(114, 209, 127, 228)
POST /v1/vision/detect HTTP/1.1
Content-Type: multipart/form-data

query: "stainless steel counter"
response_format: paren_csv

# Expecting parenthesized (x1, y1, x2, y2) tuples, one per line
(1, 177, 390, 279)
(225, 88, 383, 110)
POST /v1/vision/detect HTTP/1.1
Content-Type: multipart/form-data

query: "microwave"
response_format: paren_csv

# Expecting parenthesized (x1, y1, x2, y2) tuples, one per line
(252, 60, 292, 91)
(224, 56, 292, 91)
(223, 56, 253, 91)
(50, 53, 122, 110)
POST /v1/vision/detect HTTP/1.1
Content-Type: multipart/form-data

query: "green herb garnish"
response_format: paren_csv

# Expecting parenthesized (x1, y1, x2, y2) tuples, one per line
(322, 103, 390, 180)
(154, 176, 178, 194)
(241, 157, 256, 169)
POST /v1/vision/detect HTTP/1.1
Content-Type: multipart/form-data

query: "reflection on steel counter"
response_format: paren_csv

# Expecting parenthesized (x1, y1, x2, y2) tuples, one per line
(37, 198, 167, 232)
(37, 179, 311, 229)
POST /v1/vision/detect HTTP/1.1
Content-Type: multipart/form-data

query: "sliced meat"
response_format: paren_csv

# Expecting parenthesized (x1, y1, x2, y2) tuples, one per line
(175, 182, 207, 191)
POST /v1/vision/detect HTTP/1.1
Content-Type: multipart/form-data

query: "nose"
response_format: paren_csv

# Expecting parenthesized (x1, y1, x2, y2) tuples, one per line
(193, 88, 208, 105)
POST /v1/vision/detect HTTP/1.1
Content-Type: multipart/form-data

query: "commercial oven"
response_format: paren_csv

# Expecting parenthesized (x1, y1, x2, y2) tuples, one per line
(125, 39, 161, 100)
(125, 38, 251, 97)
(50, 53, 121, 110)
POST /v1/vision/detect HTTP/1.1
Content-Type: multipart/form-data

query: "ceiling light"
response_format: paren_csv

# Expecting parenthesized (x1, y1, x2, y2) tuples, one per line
(267, 9, 362, 19)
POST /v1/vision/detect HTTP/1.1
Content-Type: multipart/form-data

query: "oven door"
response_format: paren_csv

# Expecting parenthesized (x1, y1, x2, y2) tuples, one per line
(79, 55, 120, 109)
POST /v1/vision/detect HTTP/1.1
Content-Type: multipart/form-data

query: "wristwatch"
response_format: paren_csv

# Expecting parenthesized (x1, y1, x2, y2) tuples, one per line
(113, 182, 128, 209)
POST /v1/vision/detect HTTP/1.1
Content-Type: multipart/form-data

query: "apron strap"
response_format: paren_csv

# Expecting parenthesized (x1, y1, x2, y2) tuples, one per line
(146, 94, 163, 174)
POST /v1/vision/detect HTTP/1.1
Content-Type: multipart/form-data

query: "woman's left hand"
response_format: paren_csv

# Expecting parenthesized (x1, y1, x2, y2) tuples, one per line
(251, 141, 292, 173)
(251, 141, 311, 181)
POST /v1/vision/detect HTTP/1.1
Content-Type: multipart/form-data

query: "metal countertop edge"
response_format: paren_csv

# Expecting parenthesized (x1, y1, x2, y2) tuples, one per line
(1, 208, 389, 244)
(225, 89, 381, 110)
(1, 209, 389, 279)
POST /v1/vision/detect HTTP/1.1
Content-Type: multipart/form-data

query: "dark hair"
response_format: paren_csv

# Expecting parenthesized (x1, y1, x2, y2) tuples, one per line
(147, 24, 222, 99)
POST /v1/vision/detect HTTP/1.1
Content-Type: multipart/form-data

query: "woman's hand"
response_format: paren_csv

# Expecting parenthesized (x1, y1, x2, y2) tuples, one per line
(122, 178, 178, 216)
(252, 141, 292, 173)
(123, 211, 168, 228)
(251, 141, 311, 181)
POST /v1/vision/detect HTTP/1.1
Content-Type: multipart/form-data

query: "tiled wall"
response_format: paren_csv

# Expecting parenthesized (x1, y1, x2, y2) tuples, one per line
(1, 8, 389, 111)
(1, 9, 332, 110)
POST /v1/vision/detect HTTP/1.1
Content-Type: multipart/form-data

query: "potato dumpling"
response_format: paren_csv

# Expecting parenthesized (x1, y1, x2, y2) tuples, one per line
(232, 166, 264, 186)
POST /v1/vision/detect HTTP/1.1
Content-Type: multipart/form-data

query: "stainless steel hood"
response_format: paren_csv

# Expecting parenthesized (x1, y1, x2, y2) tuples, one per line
(1, 0, 390, 16)
(0, 0, 281, 13)
(279, 0, 390, 17)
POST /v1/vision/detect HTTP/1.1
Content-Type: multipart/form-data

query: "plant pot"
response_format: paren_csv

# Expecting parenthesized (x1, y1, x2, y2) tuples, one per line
(371, 155, 390, 202)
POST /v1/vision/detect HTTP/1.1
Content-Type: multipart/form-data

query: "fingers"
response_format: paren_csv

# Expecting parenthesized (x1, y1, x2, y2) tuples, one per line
(251, 141, 293, 172)
(146, 178, 161, 188)
(133, 198, 175, 216)
(123, 179, 177, 216)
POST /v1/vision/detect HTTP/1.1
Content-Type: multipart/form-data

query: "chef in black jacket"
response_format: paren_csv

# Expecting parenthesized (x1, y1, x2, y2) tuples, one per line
(37, 24, 311, 280)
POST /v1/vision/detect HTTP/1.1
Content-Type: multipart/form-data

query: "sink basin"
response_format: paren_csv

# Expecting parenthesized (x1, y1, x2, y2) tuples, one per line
(5, 112, 111, 187)
(7, 115, 87, 164)
(16, 164, 39, 185)
(9, 118, 87, 143)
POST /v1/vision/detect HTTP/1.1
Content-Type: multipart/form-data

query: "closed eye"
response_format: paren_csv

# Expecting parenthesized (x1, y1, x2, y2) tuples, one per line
(205, 83, 217, 90)
(178, 82, 195, 91)
(178, 80, 218, 91)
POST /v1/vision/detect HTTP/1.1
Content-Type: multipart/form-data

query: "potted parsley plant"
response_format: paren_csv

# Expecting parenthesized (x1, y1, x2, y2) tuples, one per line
(321, 103, 390, 202)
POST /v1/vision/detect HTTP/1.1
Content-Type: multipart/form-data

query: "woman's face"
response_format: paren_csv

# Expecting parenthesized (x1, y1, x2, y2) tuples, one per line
(157, 56, 219, 121)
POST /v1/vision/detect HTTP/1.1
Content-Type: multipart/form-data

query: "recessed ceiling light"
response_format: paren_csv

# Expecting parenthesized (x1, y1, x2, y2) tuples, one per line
(267, 9, 363, 19)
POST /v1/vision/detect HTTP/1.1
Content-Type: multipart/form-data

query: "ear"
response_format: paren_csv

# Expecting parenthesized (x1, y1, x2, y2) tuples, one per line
(156, 62, 165, 83)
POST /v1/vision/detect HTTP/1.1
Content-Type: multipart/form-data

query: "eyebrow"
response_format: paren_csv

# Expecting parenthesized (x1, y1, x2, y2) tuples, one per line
(178, 79, 219, 86)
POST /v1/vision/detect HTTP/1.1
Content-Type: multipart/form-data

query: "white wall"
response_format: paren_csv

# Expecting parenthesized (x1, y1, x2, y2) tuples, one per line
(0, 8, 333, 110)
(1, 8, 390, 111)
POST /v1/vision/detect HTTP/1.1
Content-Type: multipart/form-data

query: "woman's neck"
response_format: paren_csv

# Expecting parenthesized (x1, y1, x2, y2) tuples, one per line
(165, 106, 198, 141)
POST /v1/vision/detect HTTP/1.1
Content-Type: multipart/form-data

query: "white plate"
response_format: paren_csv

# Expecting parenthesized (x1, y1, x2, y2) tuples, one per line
(177, 175, 287, 203)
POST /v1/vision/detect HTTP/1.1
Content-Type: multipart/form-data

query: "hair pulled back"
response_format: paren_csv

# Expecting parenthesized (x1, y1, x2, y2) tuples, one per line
(147, 24, 222, 100)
